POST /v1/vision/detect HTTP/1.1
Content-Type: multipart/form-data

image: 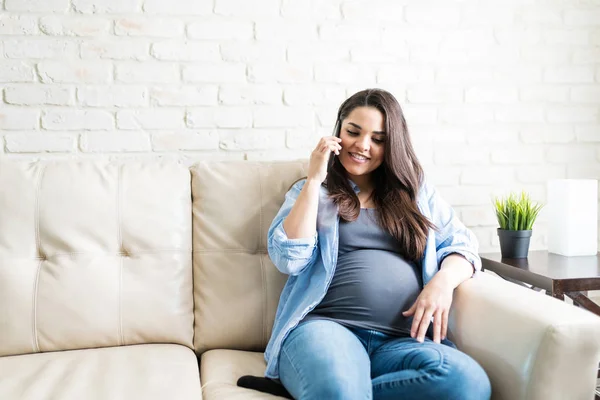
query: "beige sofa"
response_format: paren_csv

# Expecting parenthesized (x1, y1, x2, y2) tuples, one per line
(0, 159, 599, 400)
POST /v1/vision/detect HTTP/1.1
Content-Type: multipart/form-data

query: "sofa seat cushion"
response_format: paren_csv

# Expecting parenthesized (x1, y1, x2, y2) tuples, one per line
(200, 349, 288, 399)
(0, 344, 201, 400)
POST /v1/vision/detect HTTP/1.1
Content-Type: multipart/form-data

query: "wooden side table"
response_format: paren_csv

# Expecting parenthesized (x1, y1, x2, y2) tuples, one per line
(480, 251, 600, 317)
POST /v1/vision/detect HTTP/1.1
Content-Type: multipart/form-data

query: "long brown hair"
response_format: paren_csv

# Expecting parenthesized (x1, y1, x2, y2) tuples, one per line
(326, 89, 434, 262)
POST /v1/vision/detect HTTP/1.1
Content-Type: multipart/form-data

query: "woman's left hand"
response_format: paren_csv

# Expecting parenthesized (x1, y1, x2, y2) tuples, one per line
(402, 275, 455, 344)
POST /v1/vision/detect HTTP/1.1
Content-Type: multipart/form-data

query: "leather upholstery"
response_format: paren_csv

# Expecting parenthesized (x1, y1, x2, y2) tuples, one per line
(1, 159, 599, 400)
(191, 161, 307, 354)
(450, 272, 600, 400)
(0, 344, 201, 400)
(0, 161, 194, 357)
(201, 349, 287, 399)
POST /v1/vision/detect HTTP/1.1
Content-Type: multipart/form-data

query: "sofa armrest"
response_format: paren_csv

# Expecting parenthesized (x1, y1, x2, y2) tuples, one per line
(448, 271, 600, 400)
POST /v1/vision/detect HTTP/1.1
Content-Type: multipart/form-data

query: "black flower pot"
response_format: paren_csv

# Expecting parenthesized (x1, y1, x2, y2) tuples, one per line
(497, 229, 532, 258)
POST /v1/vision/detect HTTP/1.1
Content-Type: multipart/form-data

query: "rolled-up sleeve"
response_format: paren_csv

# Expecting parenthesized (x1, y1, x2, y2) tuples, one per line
(424, 182, 482, 274)
(267, 180, 319, 276)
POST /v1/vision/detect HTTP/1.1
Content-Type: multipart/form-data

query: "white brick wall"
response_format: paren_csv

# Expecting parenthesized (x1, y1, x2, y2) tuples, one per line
(0, 0, 599, 253)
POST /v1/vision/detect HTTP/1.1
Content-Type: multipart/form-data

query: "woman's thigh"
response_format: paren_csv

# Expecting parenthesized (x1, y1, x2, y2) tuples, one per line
(278, 319, 372, 400)
(370, 337, 491, 400)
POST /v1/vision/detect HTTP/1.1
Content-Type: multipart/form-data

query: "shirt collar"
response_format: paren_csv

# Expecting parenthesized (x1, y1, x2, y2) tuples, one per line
(347, 178, 360, 194)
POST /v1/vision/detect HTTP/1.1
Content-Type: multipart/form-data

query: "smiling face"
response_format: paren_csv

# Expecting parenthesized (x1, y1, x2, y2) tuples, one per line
(337, 106, 386, 187)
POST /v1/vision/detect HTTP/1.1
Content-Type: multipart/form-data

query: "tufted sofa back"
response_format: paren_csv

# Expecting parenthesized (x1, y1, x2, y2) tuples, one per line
(0, 161, 194, 357)
(0, 159, 308, 358)
(191, 161, 307, 354)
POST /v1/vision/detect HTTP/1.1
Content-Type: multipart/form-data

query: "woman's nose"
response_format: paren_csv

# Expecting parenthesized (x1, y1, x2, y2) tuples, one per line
(356, 135, 370, 151)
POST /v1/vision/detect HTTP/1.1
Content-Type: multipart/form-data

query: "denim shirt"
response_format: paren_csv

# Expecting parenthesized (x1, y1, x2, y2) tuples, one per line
(264, 178, 481, 380)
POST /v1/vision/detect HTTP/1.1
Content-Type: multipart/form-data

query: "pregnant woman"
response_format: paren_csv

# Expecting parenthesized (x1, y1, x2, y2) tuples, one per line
(243, 88, 491, 400)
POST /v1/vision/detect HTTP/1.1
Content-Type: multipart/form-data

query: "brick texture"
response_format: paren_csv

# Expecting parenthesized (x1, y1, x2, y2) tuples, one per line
(0, 0, 599, 253)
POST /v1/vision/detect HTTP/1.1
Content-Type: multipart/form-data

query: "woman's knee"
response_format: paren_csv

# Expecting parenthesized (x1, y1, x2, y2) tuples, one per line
(413, 345, 491, 400)
(278, 320, 372, 399)
(445, 354, 492, 400)
(280, 347, 372, 400)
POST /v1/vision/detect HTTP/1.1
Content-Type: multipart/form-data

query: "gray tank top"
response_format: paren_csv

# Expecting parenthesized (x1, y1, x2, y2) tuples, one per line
(304, 208, 422, 336)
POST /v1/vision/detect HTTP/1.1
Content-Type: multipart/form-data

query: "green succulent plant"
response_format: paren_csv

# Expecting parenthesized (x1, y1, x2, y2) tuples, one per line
(493, 191, 543, 231)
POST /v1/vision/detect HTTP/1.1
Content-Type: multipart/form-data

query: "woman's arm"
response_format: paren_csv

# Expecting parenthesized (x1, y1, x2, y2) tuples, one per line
(283, 136, 341, 239)
(268, 136, 342, 275)
(403, 255, 476, 345)
(403, 182, 481, 344)
(436, 254, 476, 289)
(267, 180, 319, 276)
(282, 178, 321, 239)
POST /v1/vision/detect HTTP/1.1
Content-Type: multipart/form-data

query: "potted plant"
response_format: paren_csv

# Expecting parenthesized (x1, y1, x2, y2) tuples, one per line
(493, 191, 544, 258)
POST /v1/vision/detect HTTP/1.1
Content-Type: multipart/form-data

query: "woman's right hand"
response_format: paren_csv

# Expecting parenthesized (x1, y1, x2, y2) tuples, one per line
(282, 137, 339, 241)
(307, 136, 342, 183)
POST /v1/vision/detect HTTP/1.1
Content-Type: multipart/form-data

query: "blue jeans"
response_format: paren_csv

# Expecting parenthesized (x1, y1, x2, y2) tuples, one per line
(279, 319, 491, 400)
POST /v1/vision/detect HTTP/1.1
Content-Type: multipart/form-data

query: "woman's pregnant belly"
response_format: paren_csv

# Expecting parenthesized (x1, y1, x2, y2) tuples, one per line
(311, 249, 423, 333)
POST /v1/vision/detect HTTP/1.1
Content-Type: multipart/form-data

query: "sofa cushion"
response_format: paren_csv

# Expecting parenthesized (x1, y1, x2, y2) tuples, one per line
(200, 349, 287, 399)
(191, 161, 307, 354)
(0, 161, 194, 357)
(0, 344, 201, 400)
